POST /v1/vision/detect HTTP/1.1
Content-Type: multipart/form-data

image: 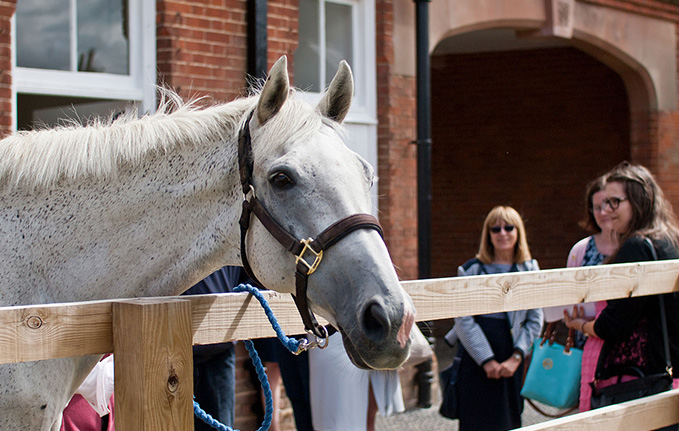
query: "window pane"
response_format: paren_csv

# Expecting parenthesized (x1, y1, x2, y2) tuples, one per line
(294, 0, 320, 92)
(16, 0, 70, 71)
(17, 94, 135, 130)
(77, 0, 130, 74)
(325, 2, 353, 87)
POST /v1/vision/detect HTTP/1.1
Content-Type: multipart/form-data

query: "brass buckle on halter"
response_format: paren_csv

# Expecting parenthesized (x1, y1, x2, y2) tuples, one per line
(294, 326, 330, 354)
(295, 238, 323, 275)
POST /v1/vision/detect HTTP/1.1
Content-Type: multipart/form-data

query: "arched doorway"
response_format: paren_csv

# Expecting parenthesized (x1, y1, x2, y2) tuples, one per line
(430, 29, 631, 274)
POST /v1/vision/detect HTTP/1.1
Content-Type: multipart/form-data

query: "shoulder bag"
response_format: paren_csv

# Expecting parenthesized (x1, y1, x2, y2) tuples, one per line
(520, 322, 583, 409)
(438, 355, 461, 419)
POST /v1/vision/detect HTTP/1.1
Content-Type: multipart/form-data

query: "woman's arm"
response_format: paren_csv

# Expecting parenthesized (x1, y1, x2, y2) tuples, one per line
(513, 308, 544, 356)
(566, 237, 654, 340)
(452, 262, 496, 366)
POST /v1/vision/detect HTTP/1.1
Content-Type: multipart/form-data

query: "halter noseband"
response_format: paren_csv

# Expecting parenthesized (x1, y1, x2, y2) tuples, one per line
(237, 111, 384, 343)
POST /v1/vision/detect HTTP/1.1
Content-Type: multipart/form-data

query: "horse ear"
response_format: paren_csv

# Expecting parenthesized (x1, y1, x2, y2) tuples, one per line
(256, 56, 290, 126)
(317, 60, 353, 123)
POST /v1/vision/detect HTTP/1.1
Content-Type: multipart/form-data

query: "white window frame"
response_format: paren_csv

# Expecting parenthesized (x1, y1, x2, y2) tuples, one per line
(296, 0, 376, 125)
(11, 0, 156, 124)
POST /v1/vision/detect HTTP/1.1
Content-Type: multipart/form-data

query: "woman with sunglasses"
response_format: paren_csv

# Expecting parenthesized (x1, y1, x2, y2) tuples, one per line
(444, 206, 543, 431)
(565, 162, 679, 425)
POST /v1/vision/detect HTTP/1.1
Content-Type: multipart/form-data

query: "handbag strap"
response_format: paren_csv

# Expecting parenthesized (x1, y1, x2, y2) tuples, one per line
(526, 399, 578, 418)
(646, 238, 673, 377)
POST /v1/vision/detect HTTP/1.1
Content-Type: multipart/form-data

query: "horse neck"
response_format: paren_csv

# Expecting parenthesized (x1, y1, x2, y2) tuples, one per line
(1, 137, 244, 305)
(119, 138, 245, 297)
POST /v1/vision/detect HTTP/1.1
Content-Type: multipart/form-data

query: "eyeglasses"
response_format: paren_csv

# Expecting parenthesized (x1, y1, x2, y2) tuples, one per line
(489, 225, 515, 234)
(601, 197, 628, 211)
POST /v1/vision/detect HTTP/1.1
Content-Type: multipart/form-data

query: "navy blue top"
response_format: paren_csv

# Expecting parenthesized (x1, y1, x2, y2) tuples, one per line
(183, 266, 244, 295)
(184, 266, 249, 361)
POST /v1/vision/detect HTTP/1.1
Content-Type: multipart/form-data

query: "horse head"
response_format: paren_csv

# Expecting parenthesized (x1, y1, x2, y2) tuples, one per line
(240, 57, 415, 369)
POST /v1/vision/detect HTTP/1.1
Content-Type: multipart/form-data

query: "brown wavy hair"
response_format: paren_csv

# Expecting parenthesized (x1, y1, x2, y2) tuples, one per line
(579, 176, 605, 233)
(604, 161, 679, 247)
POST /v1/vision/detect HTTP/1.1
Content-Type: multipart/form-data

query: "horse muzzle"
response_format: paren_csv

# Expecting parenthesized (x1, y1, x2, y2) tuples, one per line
(338, 297, 415, 370)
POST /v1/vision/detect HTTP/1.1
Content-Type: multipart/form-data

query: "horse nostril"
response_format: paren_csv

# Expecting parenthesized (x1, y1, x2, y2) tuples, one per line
(362, 300, 391, 342)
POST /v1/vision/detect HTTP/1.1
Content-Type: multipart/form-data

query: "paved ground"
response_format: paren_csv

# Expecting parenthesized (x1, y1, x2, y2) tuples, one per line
(374, 335, 565, 431)
(375, 399, 557, 431)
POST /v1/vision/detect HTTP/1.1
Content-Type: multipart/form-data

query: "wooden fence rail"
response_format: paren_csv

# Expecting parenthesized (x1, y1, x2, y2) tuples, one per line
(1, 260, 679, 430)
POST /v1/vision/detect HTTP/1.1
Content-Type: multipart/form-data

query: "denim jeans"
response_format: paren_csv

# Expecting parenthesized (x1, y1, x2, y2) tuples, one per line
(193, 344, 236, 431)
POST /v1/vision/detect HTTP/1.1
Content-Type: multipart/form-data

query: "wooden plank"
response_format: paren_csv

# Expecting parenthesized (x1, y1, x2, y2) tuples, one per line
(0, 260, 678, 364)
(113, 298, 194, 431)
(0, 300, 112, 364)
(520, 389, 679, 431)
(0, 291, 306, 364)
(188, 289, 314, 345)
(405, 259, 679, 320)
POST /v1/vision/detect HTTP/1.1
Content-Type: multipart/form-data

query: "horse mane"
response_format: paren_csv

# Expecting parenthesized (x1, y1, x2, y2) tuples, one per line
(0, 89, 256, 190)
(0, 86, 344, 191)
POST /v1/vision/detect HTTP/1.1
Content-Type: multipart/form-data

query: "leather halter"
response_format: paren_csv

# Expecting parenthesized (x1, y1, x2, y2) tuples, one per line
(237, 110, 384, 341)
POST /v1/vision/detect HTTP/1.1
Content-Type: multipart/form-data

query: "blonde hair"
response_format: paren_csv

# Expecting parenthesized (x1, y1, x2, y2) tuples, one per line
(476, 206, 532, 264)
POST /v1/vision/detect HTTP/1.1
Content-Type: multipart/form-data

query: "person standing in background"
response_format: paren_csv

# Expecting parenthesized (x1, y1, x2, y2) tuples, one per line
(183, 266, 240, 431)
(562, 177, 617, 411)
(444, 206, 543, 431)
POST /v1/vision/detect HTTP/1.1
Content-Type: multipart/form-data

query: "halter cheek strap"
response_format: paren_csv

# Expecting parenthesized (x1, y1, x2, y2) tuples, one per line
(237, 111, 384, 340)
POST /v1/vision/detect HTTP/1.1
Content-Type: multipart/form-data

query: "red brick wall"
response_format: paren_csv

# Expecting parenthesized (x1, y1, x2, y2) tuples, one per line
(268, 0, 298, 74)
(156, 0, 298, 103)
(156, 0, 249, 102)
(376, 0, 419, 281)
(656, 23, 679, 208)
(430, 48, 631, 274)
(657, 111, 679, 214)
(0, 0, 15, 137)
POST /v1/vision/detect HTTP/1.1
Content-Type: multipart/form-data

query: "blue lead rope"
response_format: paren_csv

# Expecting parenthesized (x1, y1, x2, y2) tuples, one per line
(193, 339, 272, 431)
(193, 283, 305, 430)
(233, 283, 303, 354)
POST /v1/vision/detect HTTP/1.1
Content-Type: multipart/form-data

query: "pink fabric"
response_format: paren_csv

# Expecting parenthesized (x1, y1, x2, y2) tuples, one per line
(61, 395, 99, 431)
(578, 300, 607, 412)
(567, 237, 590, 268)
(60, 394, 114, 431)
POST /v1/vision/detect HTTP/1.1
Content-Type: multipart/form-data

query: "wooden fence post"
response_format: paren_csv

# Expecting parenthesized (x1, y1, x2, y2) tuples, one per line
(112, 298, 194, 431)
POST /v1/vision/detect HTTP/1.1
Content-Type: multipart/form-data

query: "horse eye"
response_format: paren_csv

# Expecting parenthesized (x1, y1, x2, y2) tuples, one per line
(270, 171, 294, 189)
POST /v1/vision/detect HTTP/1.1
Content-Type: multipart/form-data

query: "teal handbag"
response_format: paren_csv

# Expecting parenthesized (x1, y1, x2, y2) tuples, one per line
(521, 324, 583, 409)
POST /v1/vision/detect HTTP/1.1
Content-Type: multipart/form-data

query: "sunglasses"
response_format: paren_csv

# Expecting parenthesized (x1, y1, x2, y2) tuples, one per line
(489, 225, 515, 234)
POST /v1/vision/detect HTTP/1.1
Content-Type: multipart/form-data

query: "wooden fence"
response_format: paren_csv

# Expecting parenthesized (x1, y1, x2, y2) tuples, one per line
(2, 260, 679, 430)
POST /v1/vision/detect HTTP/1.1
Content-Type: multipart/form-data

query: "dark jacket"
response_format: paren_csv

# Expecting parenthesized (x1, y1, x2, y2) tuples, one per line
(594, 236, 679, 377)
(183, 266, 248, 363)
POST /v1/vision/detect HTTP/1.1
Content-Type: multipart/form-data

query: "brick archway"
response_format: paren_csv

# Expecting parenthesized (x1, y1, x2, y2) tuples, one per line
(430, 45, 631, 273)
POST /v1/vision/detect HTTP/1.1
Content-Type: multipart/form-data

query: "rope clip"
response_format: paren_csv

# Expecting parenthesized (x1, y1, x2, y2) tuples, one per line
(294, 327, 330, 354)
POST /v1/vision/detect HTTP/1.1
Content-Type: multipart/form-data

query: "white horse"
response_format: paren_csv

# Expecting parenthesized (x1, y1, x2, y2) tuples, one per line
(0, 56, 415, 430)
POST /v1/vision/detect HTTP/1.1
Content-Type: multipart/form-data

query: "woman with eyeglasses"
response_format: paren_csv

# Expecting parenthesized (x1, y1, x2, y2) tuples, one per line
(564, 162, 679, 425)
(444, 206, 543, 431)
